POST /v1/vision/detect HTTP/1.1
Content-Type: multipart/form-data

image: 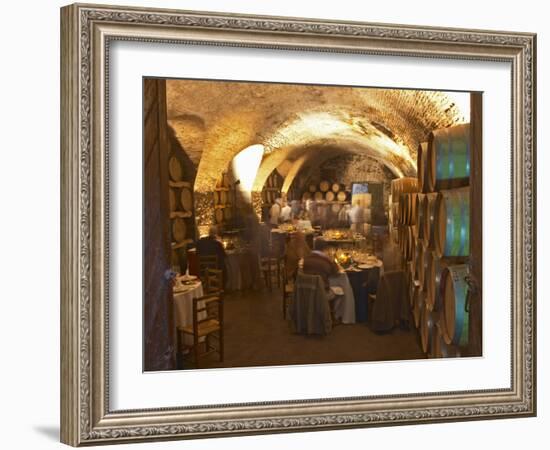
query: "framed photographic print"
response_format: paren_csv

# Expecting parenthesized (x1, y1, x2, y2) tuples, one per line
(60, 3, 536, 446)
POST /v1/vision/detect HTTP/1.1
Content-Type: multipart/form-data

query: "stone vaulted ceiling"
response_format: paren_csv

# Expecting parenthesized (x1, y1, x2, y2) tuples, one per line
(166, 79, 468, 193)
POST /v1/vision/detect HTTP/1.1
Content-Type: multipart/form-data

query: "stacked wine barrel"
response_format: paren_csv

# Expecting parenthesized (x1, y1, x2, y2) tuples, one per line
(168, 154, 195, 263)
(213, 171, 235, 225)
(301, 180, 351, 228)
(394, 123, 472, 358)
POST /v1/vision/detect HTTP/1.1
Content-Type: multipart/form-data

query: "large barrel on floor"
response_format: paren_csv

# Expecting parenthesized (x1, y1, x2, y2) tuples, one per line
(417, 142, 429, 193)
(431, 322, 461, 358)
(427, 123, 471, 192)
(441, 264, 470, 346)
(391, 177, 419, 199)
(422, 193, 439, 250)
(434, 187, 470, 258)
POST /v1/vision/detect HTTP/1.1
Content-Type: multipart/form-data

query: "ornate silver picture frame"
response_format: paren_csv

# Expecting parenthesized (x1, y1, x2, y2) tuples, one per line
(60, 3, 536, 446)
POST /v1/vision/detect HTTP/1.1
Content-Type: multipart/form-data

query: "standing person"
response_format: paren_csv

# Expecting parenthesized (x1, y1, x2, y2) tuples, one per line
(338, 204, 351, 228)
(280, 199, 292, 223)
(290, 199, 302, 220)
(269, 198, 282, 227)
(348, 200, 364, 234)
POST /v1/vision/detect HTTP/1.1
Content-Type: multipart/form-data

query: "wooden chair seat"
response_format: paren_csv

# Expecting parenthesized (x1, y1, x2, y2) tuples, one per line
(179, 319, 220, 337)
(177, 294, 224, 368)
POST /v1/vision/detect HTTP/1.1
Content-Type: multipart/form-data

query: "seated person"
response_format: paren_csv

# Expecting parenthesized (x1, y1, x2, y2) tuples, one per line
(196, 225, 227, 276)
(302, 250, 339, 291)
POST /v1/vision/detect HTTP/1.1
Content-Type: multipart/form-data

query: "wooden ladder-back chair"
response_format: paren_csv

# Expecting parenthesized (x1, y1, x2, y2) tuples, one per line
(282, 268, 295, 319)
(177, 294, 224, 369)
(198, 254, 218, 279)
(204, 267, 224, 295)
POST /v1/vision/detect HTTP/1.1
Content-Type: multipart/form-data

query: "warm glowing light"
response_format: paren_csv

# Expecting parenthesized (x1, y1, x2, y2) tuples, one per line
(231, 144, 265, 198)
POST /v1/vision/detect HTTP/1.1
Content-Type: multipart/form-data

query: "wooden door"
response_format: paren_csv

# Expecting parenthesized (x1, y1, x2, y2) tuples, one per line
(368, 182, 385, 225)
(143, 78, 175, 371)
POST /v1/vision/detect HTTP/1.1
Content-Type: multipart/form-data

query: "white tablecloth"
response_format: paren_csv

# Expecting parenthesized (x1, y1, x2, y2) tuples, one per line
(225, 252, 242, 291)
(328, 272, 356, 324)
(173, 280, 204, 345)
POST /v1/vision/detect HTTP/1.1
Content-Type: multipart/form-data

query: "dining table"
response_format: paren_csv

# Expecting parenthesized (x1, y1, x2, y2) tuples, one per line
(344, 258, 383, 323)
(224, 248, 262, 291)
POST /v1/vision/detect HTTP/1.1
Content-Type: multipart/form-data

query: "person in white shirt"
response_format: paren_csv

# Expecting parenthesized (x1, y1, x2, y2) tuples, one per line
(269, 198, 282, 226)
(280, 199, 292, 222)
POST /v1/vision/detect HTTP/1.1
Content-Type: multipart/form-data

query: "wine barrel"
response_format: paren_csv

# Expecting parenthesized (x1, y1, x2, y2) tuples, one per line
(417, 142, 429, 193)
(302, 192, 311, 201)
(325, 191, 335, 202)
(331, 203, 341, 213)
(314, 191, 324, 201)
(414, 193, 426, 240)
(405, 261, 414, 305)
(402, 226, 415, 262)
(223, 207, 233, 221)
(441, 264, 470, 346)
(267, 174, 274, 188)
(336, 191, 347, 202)
(398, 193, 417, 226)
(172, 218, 187, 242)
(420, 307, 435, 354)
(319, 180, 330, 192)
(432, 322, 461, 358)
(434, 187, 470, 258)
(308, 184, 317, 193)
(168, 156, 183, 182)
(331, 183, 341, 193)
(391, 177, 418, 199)
(180, 187, 193, 212)
(412, 286, 424, 329)
(219, 190, 228, 205)
(422, 193, 439, 250)
(214, 209, 224, 224)
(427, 123, 471, 192)
(424, 251, 445, 312)
(169, 188, 177, 212)
(214, 191, 221, 205)
(413, 240, 426, 286)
